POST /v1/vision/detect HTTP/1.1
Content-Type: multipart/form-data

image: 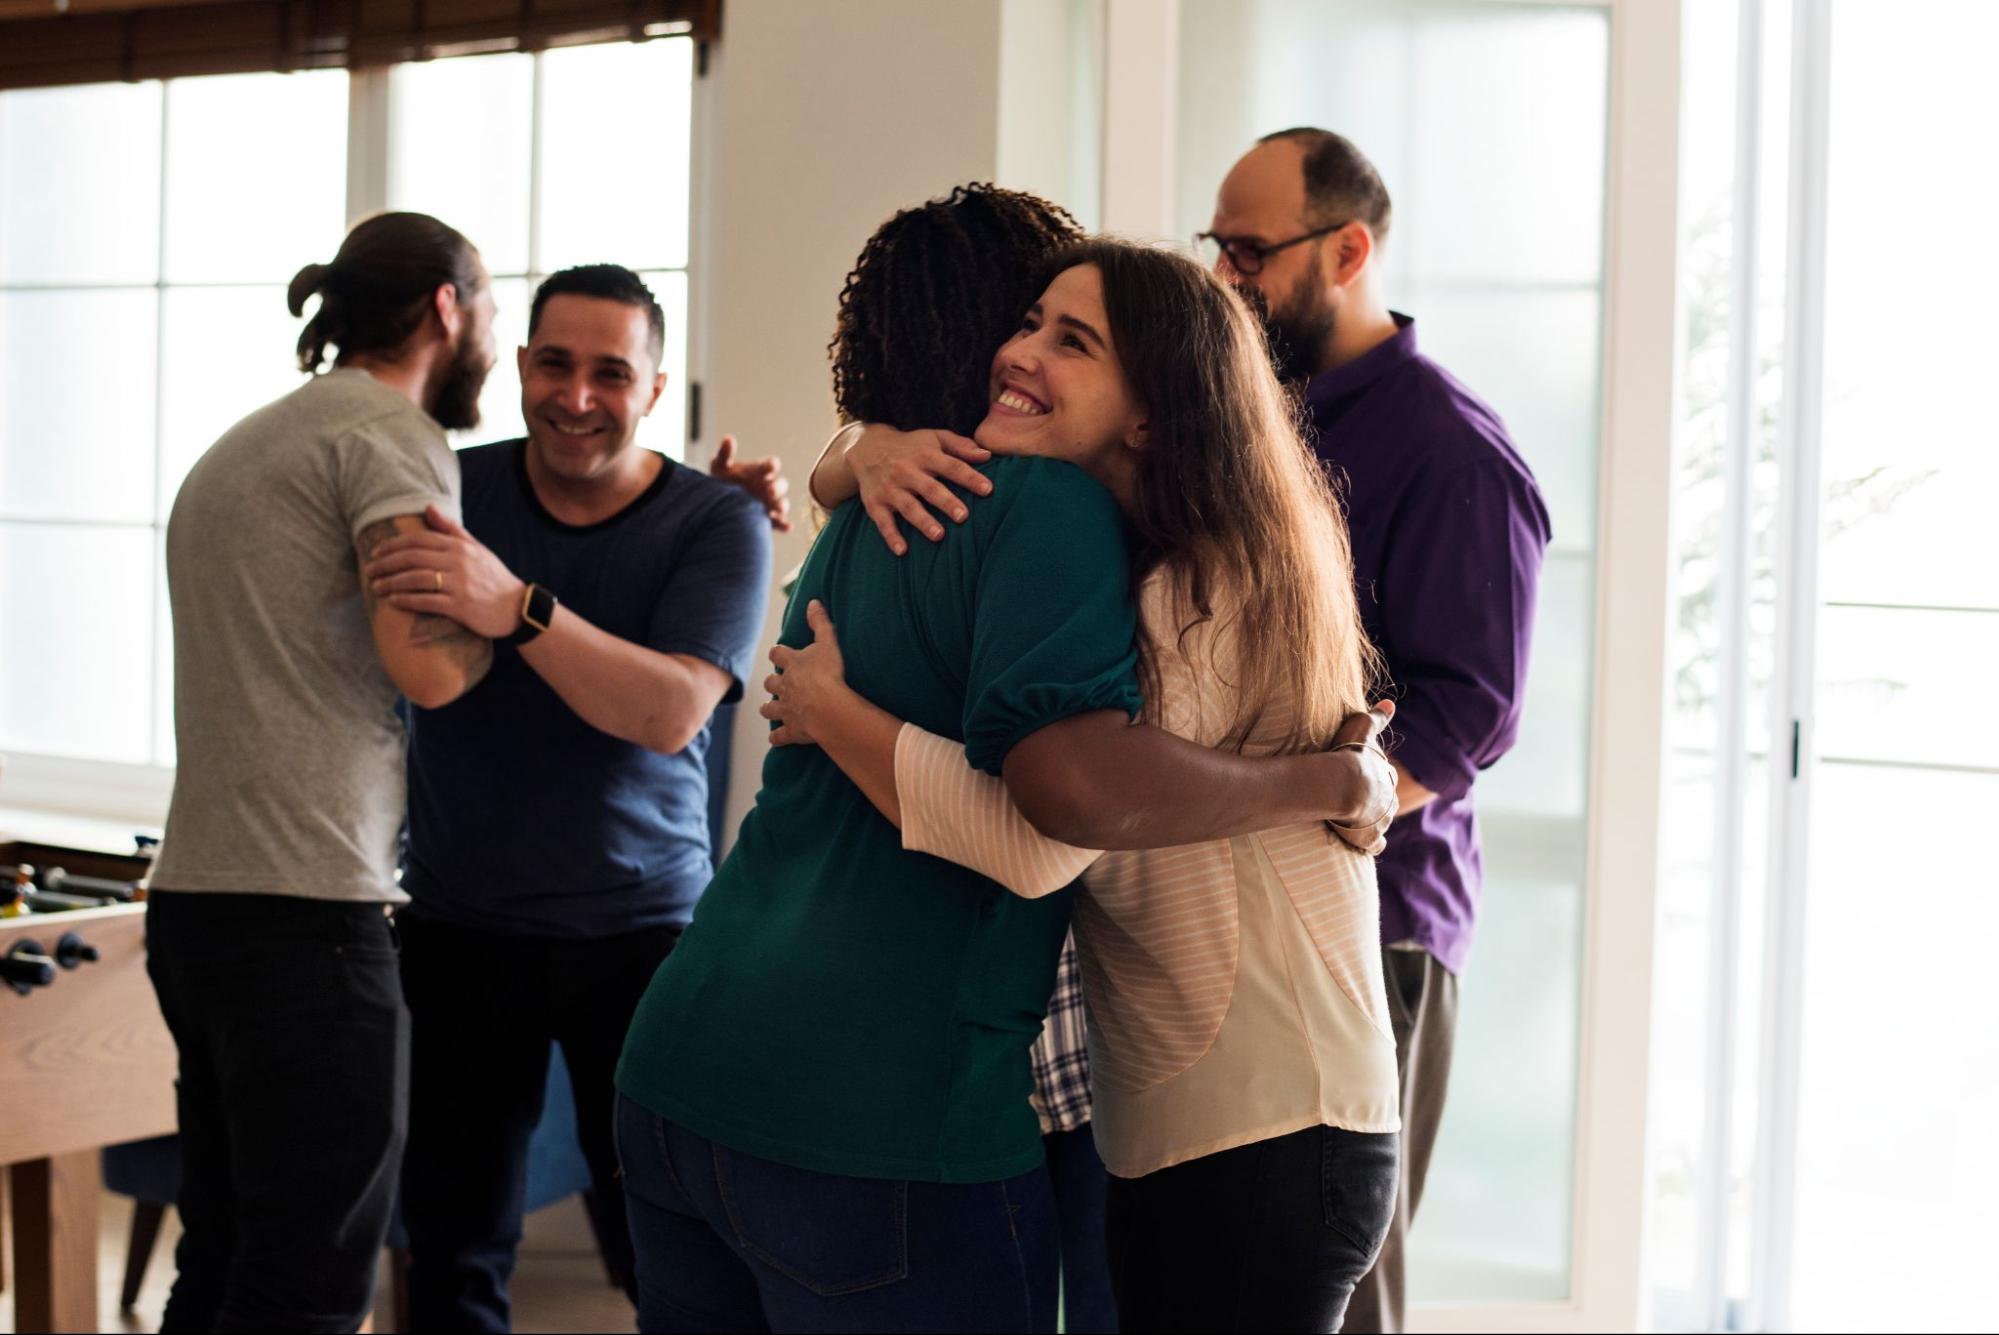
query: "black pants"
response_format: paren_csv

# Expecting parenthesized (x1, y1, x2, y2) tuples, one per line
(1106, 1125, 1398, 1334)
(396, 911, 680, 1332)
(145, 890, 409, 1334)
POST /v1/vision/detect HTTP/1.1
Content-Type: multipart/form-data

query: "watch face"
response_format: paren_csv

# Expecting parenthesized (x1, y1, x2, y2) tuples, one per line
(526, 584, 556, 632)
(508, 584, 555, 644)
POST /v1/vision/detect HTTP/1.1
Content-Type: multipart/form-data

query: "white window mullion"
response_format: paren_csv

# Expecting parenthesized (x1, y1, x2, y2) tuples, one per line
(1693, 0, 1767, 1326)
(347, 66, 392, 224)
(527, 51, 546, 282)
(1748, 2, 1835, 1329)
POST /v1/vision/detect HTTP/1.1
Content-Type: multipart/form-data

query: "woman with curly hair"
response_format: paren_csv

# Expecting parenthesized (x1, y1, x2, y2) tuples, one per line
(824, 183, 1122, 1335)
(614, 188, 1392, 1333)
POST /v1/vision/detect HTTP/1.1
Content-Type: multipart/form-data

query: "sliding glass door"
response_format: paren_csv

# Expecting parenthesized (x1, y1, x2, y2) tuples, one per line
(1656, 3, 1998, 1328)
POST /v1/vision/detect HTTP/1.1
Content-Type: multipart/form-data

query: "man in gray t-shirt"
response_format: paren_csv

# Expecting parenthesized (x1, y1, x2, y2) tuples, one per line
(146, 212, 496, 1333)
(154, 367, 469, 901)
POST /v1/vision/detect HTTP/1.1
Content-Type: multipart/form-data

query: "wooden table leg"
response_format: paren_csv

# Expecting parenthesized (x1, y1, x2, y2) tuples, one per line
(9, 1152, 99, 1334)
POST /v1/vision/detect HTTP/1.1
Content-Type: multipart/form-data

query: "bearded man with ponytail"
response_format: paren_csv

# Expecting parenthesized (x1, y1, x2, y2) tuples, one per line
(147, 211, 496, 1333)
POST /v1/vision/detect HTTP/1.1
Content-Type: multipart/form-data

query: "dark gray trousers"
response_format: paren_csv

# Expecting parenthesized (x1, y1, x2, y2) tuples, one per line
(1340, 946, 1460, 1334)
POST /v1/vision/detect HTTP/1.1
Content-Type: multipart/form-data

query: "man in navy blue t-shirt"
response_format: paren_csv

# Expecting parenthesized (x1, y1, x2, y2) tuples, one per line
(361, 265, 775, 1329)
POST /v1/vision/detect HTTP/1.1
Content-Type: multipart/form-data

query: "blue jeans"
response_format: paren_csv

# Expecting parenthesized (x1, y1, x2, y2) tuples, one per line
(616, 1095, 1059, 1333)
(1044, 1126, 1116, 1333)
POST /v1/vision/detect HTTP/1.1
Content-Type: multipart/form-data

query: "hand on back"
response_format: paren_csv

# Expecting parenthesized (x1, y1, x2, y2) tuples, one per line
(709, 435, 793, 532)
(761, 600, 850, 747)
(848, 424, 994, 556)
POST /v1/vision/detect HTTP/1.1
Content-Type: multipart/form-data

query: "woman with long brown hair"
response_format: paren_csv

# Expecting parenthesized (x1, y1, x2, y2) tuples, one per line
(766, 238, 1402, 1332)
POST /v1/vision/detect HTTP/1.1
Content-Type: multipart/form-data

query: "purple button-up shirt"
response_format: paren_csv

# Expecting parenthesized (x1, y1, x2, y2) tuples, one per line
(1305, 315, 1551, 975)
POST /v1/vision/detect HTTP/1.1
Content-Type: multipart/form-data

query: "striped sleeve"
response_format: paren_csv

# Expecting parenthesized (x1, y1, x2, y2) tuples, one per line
(894, 724, 1101, 898)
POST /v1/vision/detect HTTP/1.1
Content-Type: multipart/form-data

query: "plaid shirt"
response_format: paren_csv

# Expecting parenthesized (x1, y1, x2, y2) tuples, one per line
(1028, 931, 1091, 1134)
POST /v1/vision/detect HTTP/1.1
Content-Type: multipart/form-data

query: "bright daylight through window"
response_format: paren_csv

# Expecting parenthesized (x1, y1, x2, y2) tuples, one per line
(0, 38, 695, 780)
(1652, 1, 1999, 1329)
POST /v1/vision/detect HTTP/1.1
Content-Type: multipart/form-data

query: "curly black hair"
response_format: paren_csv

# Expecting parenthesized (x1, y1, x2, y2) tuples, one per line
(829, 184, 1084, 437)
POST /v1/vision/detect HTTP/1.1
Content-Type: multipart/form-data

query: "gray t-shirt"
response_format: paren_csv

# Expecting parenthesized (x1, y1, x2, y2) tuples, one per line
(152, 368, 460, 902)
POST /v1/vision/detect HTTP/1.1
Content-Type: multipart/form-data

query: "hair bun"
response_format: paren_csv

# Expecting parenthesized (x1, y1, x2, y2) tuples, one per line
(287, 262, 331, 317)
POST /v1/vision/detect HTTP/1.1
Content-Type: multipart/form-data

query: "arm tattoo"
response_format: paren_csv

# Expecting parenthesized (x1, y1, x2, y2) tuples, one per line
(356, 519, 400, 617)
(357, 518, 399, 559)
(445, 629, 495, 690)
(408, 610, 493, 690)
(408, 612, 478, 646)
(354, 514, 492, 695)
(405, 596, 492, 685)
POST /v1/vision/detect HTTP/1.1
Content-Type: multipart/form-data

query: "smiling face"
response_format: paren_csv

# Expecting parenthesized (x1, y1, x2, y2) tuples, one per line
(975, 264, 1147, 495)
(517, 294, 665, 484)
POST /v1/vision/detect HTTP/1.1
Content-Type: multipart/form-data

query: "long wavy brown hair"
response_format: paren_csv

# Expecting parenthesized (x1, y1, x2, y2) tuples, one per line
(1046, 239, 1379, 752)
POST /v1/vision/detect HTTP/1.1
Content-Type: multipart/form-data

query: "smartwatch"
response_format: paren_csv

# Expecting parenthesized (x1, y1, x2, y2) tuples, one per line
(505, 583, 558, 645)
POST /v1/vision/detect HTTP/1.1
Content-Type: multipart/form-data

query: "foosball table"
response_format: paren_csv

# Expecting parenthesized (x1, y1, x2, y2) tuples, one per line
(2, 830, 173, 1334)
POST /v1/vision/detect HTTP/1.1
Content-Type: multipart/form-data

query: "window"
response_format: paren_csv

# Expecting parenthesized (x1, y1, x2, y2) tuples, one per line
(0, 70, 349, 775)
(0, 39, 695, 798)
(384, 39, 695, 459)
(1770, 2, 1998, 1327)
(1175, 0, 1611, 1305)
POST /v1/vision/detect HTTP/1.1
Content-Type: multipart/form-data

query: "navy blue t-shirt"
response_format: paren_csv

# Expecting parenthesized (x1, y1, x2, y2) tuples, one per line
(402, 439, 773, 938)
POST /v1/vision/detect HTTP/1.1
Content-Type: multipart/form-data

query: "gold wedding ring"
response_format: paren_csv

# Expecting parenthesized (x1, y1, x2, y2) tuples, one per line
(433, 570, 444, 593)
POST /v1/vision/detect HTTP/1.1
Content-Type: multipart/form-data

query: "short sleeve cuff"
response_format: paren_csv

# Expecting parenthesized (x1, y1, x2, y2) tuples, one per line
(963, 672, 1142, 777)
(653, 640, 750, 705)
(350, 492, 459, 544)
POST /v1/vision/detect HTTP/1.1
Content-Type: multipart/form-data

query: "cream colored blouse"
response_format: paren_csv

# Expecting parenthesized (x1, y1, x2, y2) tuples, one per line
(895, 570, 1400, 1179)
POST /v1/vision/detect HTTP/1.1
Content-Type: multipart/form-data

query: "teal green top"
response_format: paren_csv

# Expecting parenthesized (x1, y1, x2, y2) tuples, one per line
(616, 456, 1140, 1183)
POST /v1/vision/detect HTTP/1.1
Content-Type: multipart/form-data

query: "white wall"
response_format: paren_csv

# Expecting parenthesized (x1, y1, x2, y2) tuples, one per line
(999, 0, 1105, 232)
(696, 0, 1013, 835)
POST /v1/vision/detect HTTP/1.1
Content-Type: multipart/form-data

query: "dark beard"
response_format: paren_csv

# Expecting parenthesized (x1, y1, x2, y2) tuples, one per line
(1234, 264, 1336, 388)
(430, 338, 491, 432)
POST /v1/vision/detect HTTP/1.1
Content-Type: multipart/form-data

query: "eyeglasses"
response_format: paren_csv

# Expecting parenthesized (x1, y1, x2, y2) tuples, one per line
(1193, 221, 1351, 276)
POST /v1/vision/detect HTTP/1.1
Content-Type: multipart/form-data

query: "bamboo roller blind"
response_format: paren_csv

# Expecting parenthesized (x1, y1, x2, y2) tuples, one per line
(0, 0, 721, 90)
